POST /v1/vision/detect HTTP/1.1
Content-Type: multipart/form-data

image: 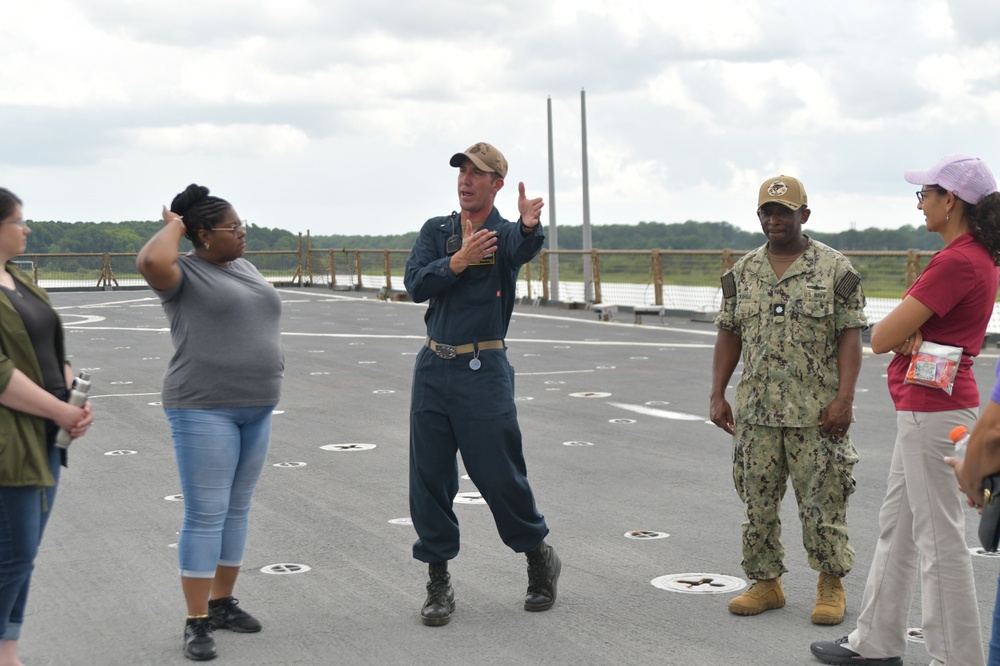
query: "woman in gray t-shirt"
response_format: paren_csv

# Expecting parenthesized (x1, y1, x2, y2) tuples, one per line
(137, 184, 282, 662)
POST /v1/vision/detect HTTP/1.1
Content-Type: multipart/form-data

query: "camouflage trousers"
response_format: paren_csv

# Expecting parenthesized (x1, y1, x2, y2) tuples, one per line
(733, 423, 859, 580)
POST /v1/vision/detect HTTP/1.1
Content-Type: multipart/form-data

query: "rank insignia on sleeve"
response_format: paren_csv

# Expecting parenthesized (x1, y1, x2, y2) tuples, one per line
(835, 271, 861, 299)
(721, 272, 736, 299)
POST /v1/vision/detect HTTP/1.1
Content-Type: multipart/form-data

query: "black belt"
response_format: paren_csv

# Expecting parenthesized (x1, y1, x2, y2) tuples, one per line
(425, 338, 504, 359)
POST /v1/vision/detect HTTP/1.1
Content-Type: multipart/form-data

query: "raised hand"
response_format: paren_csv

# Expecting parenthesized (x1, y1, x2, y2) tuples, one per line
(518, 182, 544, 228)
(162, 205, 183, 227)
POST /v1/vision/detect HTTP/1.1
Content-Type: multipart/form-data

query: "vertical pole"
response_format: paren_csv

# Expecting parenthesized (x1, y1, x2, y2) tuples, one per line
(296, 232, 303, 286)
(306, 230, 313, 286)
(906, 249, 920, 287)
(581, 88, 594, 302)
(540, 250, 550, 300)
(591, 250, 601, 304)
(652, 250, 663, 306)
(547, 96, 560, 302)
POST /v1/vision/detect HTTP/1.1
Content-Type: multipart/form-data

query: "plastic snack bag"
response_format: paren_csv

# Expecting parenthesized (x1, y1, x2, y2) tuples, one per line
(904, 341, 962, 395)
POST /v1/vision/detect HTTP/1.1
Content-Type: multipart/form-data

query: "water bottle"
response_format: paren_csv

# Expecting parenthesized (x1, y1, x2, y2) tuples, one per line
(950, 425, 971, 459)
(56, 371, 91, 449)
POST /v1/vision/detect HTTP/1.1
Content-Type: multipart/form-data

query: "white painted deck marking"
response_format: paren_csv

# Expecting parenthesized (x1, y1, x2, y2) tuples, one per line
(606, 402, 705, 421)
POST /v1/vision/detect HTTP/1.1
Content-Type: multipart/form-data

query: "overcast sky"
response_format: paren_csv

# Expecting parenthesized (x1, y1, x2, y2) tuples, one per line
(3, 0, 999, 239)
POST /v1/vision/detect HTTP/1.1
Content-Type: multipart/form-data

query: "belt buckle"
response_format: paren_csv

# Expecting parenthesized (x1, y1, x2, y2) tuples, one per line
(434, 344, 456, 360)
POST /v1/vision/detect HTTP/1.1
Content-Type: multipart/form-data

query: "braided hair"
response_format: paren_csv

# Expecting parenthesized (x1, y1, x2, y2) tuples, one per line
(169, 184, 232, 248)
(965, 191, 1000, 266)
(0, 188, 23, 223)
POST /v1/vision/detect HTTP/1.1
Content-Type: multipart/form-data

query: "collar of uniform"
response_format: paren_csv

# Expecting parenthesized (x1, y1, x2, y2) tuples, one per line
(746, 235, 815, 281)
(471, 206, 502, 233)
(439, 207, 503, 236)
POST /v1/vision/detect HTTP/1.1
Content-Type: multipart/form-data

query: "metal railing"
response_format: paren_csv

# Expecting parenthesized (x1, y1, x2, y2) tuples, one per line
(299, 245, 967, 328)
(304, 247, 409, 291)
(15, 235, 306, 290)
(14, 239, 1000, 333)
(11, 241, 938, 311)
(528, 248, 935, 306)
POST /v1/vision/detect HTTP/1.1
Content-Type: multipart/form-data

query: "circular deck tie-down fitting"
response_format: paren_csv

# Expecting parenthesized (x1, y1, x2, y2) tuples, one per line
(624, 530, 669, 540)
(650, 573, 747, 595)
(320, 443, 376, 452)
(260, 563, 311, 575)
(969, 546, 1000, 558)
(454, 492, 487, 505)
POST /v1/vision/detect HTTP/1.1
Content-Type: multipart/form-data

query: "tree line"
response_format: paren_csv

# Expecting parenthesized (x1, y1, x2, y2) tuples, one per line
(20, 219, 943, 254)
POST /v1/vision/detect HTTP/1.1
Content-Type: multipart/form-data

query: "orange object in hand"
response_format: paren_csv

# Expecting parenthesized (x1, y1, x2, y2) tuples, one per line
(903, 341, 962, 395)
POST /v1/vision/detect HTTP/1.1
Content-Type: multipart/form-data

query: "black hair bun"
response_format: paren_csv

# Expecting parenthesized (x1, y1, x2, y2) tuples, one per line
(170, 184, 211, 216)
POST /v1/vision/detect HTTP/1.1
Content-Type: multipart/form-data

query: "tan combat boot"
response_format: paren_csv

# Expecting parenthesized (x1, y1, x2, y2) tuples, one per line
(727, 577, 785, 616)
(811, 572, 846, 625)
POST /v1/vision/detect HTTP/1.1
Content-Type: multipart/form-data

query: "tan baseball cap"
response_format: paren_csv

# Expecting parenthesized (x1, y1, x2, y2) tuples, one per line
(449, 142, 508, 179)
(758, 175, 808, 211)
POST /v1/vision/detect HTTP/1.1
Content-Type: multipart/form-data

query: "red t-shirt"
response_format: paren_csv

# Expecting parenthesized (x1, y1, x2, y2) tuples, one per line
(888, 234, 999, 411)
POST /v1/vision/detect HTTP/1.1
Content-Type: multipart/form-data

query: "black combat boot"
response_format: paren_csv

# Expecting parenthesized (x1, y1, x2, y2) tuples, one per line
(420, 561, 455, 626)
(524, 540, 561, 611)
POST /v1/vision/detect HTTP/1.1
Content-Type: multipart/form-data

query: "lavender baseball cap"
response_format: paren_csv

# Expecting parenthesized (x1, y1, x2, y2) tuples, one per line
(904, 154, 997, 205)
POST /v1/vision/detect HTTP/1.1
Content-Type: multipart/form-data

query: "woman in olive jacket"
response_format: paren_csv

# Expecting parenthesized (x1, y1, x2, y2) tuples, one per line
(0, 188, 93, 666)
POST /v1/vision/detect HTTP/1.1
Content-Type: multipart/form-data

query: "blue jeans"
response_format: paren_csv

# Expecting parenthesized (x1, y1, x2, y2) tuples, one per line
(0, 427, 60, 641)
(166, 406, 273, 578)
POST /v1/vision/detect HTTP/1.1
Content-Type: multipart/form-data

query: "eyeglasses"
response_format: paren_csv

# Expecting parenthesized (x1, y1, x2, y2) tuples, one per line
(1, 218, 26, 228)
(915, 189, 942, 202)
(207, 220, 246, 236)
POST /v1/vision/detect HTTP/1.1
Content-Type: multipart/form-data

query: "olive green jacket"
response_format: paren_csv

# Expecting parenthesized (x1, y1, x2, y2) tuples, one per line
(0, 263, 68, 487)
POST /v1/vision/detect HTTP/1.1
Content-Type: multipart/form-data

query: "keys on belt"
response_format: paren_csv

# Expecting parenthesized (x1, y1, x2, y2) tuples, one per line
(425, 338, 505, 359)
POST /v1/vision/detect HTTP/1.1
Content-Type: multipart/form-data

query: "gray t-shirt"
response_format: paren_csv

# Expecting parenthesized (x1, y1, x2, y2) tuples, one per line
(155, 254, 283, 408)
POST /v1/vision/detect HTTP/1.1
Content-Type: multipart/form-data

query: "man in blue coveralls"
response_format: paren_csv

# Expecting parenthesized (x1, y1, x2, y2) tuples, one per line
(404, 142, 561, 627)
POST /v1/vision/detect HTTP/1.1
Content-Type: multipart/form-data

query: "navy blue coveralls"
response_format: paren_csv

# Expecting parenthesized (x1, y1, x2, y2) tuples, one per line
(404, 206, 549, 563)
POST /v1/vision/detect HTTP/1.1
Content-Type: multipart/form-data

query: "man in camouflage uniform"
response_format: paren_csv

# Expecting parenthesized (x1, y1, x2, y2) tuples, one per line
(709, 175, 866, 625)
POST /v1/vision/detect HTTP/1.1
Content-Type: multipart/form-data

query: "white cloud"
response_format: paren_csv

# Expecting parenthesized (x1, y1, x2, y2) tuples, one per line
(0, 0, 999, 238)
(125, 123, 309, 156)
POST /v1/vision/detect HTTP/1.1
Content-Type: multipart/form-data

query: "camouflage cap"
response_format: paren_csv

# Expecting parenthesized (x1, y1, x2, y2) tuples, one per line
(758, 175, 808, 211)
(449, 142, 508, 179)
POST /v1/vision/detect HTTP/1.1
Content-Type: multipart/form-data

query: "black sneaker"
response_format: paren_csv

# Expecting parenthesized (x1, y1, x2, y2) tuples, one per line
(208, 596, 262, 633)
(183, 617, 217, 661)
(810, 636, 902, 665)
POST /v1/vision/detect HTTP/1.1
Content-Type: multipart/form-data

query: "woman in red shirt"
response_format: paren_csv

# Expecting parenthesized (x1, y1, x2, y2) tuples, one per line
(812, 155, 1000, 666)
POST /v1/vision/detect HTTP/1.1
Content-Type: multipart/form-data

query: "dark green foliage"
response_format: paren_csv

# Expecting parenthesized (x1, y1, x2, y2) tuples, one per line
(550, 221, 943, 251)
(18, 219, 942, 253)
(308, 231, 420, 250)
(22, 220, 299, 254)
